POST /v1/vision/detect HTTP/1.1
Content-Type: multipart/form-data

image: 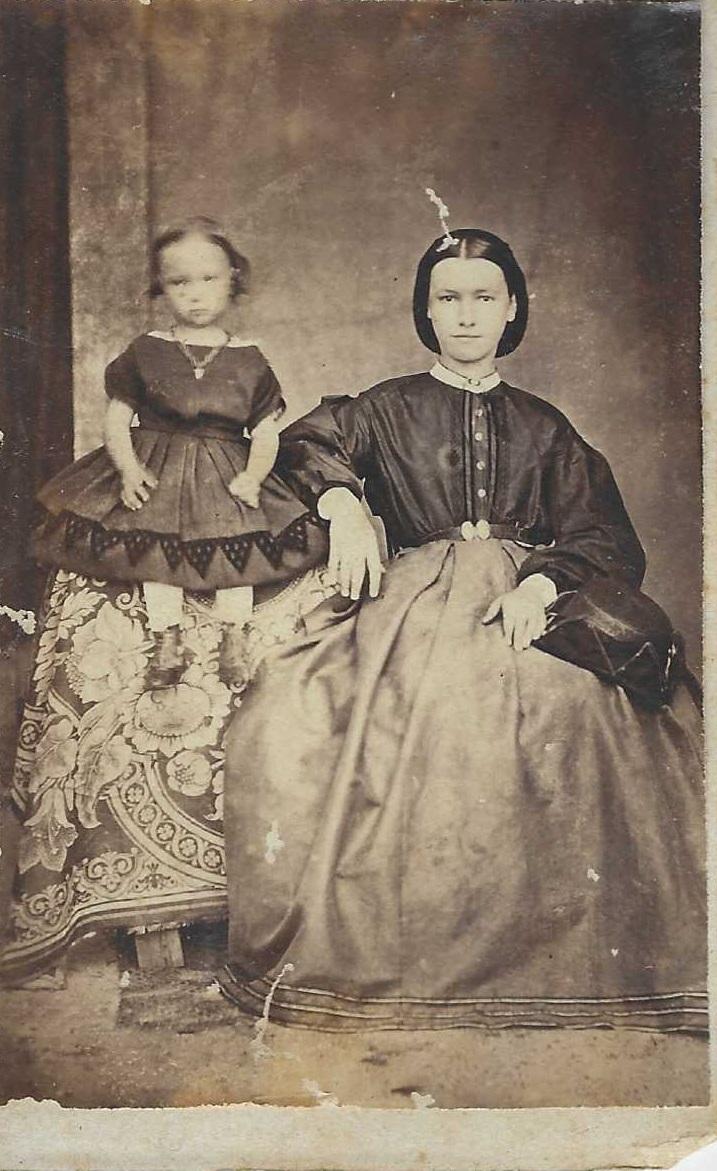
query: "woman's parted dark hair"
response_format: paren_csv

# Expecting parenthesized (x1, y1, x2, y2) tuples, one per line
(149, 216, 251, 299)
(413, 229, 528, 357)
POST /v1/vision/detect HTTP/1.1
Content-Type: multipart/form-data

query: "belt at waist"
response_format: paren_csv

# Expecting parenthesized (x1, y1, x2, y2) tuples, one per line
(407, 520, 523, 546)
(136, 418, 247, 443)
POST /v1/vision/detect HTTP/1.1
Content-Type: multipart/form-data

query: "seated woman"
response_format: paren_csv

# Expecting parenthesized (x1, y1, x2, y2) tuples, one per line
(219, 227, 706, 1032)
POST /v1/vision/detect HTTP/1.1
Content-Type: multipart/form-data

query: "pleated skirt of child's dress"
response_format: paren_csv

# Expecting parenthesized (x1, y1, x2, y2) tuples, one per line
(32, 426, 328, 591)
(220, 535, 706, 1032)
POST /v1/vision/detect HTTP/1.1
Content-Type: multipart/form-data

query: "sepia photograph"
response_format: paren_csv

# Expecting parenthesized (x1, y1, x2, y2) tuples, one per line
(0, 0, 713, 1165)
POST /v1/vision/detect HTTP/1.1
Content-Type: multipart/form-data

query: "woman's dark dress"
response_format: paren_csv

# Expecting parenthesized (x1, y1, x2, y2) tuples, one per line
(32, 335, 328, 591)
(221, 371, 706, 1032)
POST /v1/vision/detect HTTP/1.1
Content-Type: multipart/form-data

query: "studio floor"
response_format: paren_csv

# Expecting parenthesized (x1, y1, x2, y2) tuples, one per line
(0, 927, 709, 1110)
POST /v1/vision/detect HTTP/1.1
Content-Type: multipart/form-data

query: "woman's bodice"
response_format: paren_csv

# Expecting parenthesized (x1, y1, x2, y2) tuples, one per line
(277, 371, 646, 595)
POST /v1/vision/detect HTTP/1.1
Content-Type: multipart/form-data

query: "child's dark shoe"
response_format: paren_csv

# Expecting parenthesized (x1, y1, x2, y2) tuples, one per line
(220, 623, 251, 687)
(146, 626, 185, 689)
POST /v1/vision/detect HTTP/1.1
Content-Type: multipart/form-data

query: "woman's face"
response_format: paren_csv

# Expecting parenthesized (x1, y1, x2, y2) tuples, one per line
(427, 257, 516, 366)
(159, 235, 233, 329)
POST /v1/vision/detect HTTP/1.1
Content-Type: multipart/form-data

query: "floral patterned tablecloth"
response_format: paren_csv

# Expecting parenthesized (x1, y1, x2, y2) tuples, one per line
(0, 567, 334, 981)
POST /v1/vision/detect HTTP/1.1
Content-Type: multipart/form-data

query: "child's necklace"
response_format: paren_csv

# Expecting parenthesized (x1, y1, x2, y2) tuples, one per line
(172, 327, 230, 380)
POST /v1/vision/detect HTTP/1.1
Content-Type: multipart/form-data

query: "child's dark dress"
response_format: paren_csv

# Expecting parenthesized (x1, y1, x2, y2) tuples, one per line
(33, 335, 328, 591)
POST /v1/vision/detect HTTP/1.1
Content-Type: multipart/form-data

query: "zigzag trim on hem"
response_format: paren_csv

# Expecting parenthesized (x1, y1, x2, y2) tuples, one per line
(37, 507, 325, 579)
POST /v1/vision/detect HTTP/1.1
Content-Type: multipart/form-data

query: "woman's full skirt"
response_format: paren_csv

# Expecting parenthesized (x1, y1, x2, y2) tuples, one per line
(222, 536, 706, 1032)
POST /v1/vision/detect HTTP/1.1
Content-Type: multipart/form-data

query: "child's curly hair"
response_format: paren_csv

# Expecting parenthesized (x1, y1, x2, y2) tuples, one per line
(149, 216, 251, 299)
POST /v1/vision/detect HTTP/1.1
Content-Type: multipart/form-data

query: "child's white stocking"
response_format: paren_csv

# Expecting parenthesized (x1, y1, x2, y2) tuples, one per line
(143, 581, 184, 632)
(214, 586, 254, 627)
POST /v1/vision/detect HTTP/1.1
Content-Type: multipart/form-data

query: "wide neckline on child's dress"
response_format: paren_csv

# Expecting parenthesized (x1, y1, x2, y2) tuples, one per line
(146, 330, 259, 349)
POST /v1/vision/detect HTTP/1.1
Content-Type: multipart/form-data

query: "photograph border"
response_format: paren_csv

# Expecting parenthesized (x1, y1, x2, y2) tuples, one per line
(1, 0, 715, 1167)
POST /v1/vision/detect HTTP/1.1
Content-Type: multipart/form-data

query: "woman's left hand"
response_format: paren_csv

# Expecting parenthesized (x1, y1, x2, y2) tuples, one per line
(482, 576, 552, 651)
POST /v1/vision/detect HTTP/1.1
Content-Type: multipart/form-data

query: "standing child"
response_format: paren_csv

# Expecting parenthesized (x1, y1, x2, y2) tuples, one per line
(32, 217, 328, 687)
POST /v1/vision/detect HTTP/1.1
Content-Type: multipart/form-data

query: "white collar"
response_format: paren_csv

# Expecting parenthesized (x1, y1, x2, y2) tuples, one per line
(429, 362, 502, 394)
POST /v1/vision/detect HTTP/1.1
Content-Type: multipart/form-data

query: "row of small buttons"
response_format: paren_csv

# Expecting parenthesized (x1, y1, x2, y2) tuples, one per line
(472, 402, 489, 517)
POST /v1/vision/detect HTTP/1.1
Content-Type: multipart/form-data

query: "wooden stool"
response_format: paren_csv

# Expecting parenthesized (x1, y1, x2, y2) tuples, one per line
(129, 924, 185, 971)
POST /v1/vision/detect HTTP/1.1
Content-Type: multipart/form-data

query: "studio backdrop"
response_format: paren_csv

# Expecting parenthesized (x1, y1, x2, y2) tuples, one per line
(68, 0, 701, 666)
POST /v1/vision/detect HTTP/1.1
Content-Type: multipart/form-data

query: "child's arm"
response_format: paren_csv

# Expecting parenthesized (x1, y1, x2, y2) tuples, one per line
(105, 398, 158, 511)
(229, 417, 280, 508)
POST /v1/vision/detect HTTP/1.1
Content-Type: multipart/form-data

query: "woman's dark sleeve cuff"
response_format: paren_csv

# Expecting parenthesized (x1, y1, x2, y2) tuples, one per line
(317, 480, 363, 503)
(516, 561, 575, 596)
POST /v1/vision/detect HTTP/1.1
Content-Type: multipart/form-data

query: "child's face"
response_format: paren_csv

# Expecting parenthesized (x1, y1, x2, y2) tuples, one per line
(158, 235, 233, 328)
(427, 258, 516, 366)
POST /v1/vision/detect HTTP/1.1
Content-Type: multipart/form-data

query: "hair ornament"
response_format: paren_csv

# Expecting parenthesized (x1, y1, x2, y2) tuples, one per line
(425, 188, 460, 252)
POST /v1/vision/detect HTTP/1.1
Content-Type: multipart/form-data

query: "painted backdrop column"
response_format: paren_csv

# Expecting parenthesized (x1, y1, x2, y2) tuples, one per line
(67, 0, 151, 457)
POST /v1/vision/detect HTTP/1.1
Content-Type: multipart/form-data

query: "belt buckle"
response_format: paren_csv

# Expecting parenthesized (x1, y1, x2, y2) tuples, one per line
(460, 519, 491, 542)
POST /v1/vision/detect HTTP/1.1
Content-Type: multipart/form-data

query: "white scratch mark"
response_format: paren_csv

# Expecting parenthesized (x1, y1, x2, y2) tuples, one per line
(611, 948, 620, 957)
(302, 1079, 340, 1107)
(425, 188, 459, 251)
(390, 90, 396, 99)
(250, 961, 295, 1062)
(119, 970, 131, 988)
(0, 430, 4, 446)
(264, 819, 285, 865)
(0, 604, 36, 635)
(411, 1091, 437, 1109)
(587, 867, 601, 883)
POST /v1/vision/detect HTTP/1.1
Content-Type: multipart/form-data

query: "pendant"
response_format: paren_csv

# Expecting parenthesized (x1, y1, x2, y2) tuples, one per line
(194, 368, 205, 380)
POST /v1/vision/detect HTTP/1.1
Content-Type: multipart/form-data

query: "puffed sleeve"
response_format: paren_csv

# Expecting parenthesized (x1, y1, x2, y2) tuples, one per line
(276, 394, 371, 513)
(104, 344, 146, 410)
(247, 355, 287, 432)
(516, 427, 646, 594)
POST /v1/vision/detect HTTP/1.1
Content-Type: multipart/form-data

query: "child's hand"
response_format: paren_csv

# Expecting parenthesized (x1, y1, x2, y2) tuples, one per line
(121, 463, 158, 511)
(482, 577, 552, 651)
(229, 471, 261, 508)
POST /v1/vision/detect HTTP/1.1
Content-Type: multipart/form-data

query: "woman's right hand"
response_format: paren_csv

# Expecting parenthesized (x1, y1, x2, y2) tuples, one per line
(120, 462, 158, 511)
(319, 489, 384, 599)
